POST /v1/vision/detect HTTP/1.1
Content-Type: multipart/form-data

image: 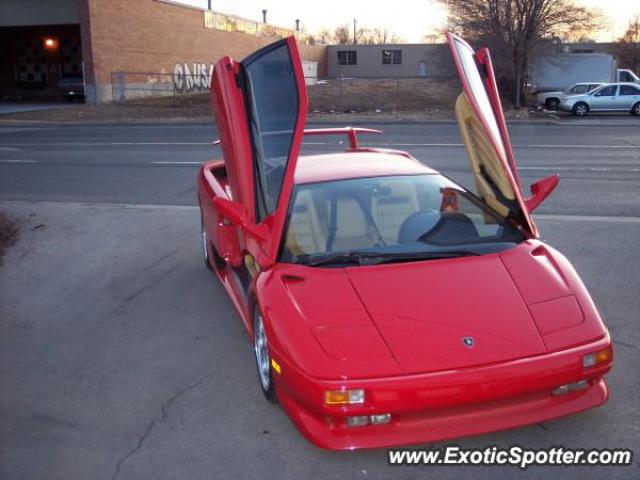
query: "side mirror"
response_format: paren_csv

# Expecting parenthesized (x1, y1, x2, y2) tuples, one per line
(213, 197, 244, 225)
(524, 174, 559, 213)
(213, 197, 269, 243)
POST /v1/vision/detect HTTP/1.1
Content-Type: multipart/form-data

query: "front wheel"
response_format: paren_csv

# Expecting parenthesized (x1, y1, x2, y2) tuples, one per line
(572, 102, 589, 117)
(201, 212, 212, 270)
(253, 309, 277, 403)
(545, 98, 560, 110)
(631, 102, 640, 116)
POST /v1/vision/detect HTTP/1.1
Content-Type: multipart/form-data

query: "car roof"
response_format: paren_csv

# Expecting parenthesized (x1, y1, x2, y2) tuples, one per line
(294, 151, 437, 185)
(597, 82, 639, 87)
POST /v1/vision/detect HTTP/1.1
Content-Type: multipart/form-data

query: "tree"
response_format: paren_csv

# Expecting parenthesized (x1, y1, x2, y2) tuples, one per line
(333, 24, 351, 44)
(616, 15, 640, 73)
(314, 28, 334, 45)
(441, 0, 604, 107)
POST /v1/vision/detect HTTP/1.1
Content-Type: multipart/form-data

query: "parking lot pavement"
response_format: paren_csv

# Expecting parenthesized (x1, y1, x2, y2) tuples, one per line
(1, 201, 638, 480)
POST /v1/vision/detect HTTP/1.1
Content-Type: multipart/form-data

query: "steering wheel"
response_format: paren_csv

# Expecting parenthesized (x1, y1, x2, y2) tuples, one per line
(398, 210, 441, 244)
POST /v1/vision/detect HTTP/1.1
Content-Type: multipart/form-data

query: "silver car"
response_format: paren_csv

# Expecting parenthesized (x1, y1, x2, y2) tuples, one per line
(559, 83, 640, 116)
(537, 82, 602, 110)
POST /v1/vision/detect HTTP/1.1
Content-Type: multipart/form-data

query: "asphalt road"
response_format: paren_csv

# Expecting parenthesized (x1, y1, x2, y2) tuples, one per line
(1, 122, 639, 480)
(1, 122, 640, 216)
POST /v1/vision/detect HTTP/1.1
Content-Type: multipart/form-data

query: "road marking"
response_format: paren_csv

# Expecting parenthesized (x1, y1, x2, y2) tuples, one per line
(0, 142, 213, 146)
(3, 159, 639, 173)
(2, 200, 639, 224)
(534, 214, 640, 224)
(519, 166, 640, 172)
(1, 141, 639, 149)
(308, 142, 640, 149)
(152, 161, 203, 165)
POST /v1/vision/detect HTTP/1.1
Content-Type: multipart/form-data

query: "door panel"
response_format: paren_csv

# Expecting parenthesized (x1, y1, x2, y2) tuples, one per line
(446, 32, 536, 237)
(617, 84, 640, 110)
(591, 85, 618, 110)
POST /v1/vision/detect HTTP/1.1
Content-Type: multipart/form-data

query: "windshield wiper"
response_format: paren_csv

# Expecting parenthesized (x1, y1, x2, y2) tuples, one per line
(296, 250, 480, 267)
(295, 251, 378, 266)
(356, 250, 480, 266)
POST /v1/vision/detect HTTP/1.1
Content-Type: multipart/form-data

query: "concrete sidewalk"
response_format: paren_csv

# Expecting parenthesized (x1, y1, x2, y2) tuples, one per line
(1, 201, 638, 480)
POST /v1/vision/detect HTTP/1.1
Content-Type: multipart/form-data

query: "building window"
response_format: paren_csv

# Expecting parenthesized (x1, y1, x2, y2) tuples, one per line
(337, 50, 357, 66)
(382, 49, 402, 65)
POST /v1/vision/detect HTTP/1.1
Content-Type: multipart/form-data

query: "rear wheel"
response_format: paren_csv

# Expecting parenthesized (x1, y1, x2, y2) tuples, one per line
(631, 102, 640, 116)
(545, 98, 560, 110)
(254, 308, 277, 403)
(572, 102, 589, 117)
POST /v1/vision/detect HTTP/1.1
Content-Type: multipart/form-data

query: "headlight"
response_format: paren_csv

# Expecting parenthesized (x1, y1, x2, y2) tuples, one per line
(582, 346, 612, 368)
(325, 389, 365, 405)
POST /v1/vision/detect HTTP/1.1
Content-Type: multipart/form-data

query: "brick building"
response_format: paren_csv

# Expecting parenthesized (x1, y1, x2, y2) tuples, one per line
(0, 0, 327, 103)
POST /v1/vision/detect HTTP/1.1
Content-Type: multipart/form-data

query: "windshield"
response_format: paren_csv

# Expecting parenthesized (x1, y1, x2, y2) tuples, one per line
(280, 174, 525, 265)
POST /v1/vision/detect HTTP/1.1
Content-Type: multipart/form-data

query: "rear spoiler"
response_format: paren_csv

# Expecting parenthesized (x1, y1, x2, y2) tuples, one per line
(212, 127, 382, 149)
(302, 127, 382, 148)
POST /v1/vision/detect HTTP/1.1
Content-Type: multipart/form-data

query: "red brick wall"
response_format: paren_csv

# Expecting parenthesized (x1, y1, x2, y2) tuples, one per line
(80, 0, 326, 102)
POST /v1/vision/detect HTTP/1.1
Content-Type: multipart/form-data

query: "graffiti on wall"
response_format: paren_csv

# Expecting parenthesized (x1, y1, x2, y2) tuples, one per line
(173, 63, 215, 92)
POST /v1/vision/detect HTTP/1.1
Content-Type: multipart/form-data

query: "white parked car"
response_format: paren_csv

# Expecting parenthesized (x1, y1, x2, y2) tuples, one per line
(537, 82, 602, 110)
(559, 83, 640, 116)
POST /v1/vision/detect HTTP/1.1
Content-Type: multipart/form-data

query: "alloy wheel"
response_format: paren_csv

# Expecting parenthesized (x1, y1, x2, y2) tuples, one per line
(254, 313, 271, 391)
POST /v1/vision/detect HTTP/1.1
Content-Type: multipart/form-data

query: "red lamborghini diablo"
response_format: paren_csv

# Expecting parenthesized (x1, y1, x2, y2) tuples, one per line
(197, 33, 613, 450)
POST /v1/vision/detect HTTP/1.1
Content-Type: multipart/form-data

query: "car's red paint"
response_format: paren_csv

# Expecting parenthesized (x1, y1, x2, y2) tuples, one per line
(209, 36, 308, 264)
(197, 35, 612, 450)
(303, 127, 382, 148)
(294, 151, 436, 185)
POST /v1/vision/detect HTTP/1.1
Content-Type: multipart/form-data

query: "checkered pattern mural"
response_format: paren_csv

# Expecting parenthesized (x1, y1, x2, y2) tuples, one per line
(16, 36, 82, 86)
(16, 38, 47, 85)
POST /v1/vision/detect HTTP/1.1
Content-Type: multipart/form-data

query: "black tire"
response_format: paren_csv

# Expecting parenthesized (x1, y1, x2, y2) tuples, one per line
(545, 98, 560, 110)
(200, 212, 212, 270)
(253, 308, 277, 403)
(631, 102, 640, 116)
(572, 102, 589, 117)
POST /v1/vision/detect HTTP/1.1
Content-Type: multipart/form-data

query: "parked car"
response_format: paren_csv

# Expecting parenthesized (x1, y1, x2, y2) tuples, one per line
(559, 82, 640, 116)
(537, 82, 602, 110)
(197, 34, 612, 450)
(57, 75, 85, 102)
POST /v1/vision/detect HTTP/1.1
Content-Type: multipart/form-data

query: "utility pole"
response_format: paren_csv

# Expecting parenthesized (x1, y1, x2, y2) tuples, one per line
(353, 18, 357, 44)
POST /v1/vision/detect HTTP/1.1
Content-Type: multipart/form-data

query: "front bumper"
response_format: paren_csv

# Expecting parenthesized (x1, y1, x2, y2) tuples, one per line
(272, 336, 612, 450)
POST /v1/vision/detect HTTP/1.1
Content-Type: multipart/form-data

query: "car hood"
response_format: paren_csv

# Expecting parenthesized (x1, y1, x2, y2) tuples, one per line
(277, 241, 606, 376)
(538, 90, 564, 98)
(562, 93, 589, 101)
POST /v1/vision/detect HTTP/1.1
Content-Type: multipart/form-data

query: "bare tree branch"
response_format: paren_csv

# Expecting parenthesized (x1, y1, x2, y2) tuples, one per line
(441, 0, 605, 106)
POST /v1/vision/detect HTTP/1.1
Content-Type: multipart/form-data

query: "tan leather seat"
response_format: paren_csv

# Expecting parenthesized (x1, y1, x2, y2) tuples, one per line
(332, 197, 379, 251)
(371, 183, 420, 245)
(285, 190, 327, 256)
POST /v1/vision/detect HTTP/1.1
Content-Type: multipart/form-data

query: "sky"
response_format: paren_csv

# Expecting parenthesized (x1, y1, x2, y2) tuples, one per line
(175, 0, 638, 43)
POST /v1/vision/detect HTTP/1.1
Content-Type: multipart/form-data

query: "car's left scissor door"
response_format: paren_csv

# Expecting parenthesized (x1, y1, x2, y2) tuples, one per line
(210, 36, 308, 263)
